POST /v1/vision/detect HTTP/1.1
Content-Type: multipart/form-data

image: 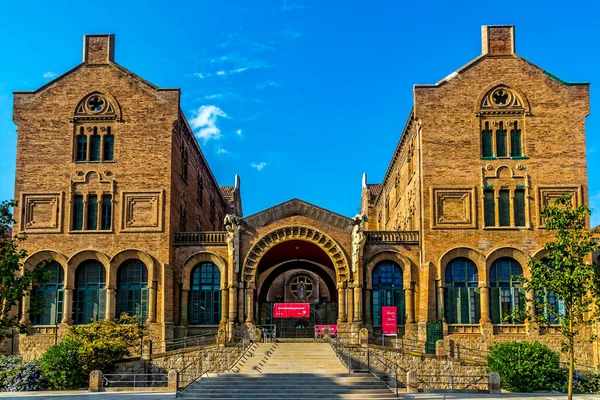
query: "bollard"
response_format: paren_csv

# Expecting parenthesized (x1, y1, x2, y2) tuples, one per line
(89, 370, 104, 392)
(406, 370, 418, 393)
(168, 369, 179, 392)
(488, 372, 501, 394)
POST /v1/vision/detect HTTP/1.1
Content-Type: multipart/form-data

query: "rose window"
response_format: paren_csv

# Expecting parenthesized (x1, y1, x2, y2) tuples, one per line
(86, 95, 106, 113)
(290, 275, 314, 299)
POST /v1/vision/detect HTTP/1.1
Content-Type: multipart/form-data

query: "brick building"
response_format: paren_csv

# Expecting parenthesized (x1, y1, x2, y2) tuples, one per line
(8, 26, 598, 367)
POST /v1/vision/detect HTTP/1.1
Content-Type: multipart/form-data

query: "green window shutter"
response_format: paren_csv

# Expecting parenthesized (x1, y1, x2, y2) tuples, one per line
(510, 121, 522, 157)
(87, 195, 98, 230)
(484, 190, 495, 226)
(73, 195, 84, 230)
(394, 289, 406, 325)
(496, 122, 507, 157)
(472, 288, 481, 324)
(101, 195, 112, 230)
(459, 287, 469, 324)
(447, 287, 458, 323)
(482, 122, 493, 157)
(90, 133, 101, 161)
(514, 189, 526, 226)
(490, 287, 500, 324)
(103, 133, 114, 161)
(499, 190, 510, 226)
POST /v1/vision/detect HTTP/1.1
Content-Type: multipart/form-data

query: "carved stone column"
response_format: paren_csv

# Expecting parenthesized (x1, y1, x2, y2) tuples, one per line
(220, 288, 229, 324)
(245, 285, 254, 323)
(364, 289, 372, 326)
(229, 282, 238, 323)
(353, 285, 362, 322)
(526, 289, 536, 322)
(405, 283, 415, 324)
(61, 287, 74, 324)
(238, 285, 244, 323)
(180, 289, 189, 326)
(19, 290, 31, 324)
(346, 283, 354, 323)
(437, 284, 445, 321)
(479, 286, 491, 323)
(105, 288, 116, 321)
(147, 285, 157, 323)
(337, 285, 347, 323)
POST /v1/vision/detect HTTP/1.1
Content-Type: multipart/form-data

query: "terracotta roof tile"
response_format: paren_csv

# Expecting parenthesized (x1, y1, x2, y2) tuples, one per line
(367, 183, 382, 205)
(219, 186, 235, 201)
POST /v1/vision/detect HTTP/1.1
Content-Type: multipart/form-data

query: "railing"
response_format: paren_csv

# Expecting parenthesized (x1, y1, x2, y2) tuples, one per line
(102, 373, 168, 388)
(164, 332, 217, 352)
(174, 231, 227, 245)
(256, 324, 277, 343)
(416, 374, 488, 392)
(175, 331, 254, 397)
(365, 231, 419, 244)
(331, 336, 403, 397)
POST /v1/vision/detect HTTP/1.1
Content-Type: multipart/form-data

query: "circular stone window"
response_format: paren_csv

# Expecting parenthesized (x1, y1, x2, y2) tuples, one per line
(86, 95, 106, 113)
(490, 87, 512, 107)
(290, 275, 314, 300)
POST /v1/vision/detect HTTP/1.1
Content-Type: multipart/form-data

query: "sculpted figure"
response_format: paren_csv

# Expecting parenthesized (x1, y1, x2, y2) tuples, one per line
(351, 213, 368, 273)
(224, 214, 241, 273)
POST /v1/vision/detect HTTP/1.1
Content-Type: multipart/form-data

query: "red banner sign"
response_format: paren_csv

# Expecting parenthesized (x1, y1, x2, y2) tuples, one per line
(272, 303, 310, 318)
(315, 325, 337, 337)
(382, 306, 397, 335)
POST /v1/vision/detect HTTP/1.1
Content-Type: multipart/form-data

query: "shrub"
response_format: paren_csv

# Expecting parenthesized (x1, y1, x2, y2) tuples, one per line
(39, 339, 85, 390)
(486, 341, 563, 392)
(0, 355, 45, 391)
(552, 369, 600, 394)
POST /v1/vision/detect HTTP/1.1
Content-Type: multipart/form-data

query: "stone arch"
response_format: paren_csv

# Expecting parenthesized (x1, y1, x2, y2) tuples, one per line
(256, 259, 336, 298)
(67, 249, 110, 289)
(109, 249, 157, 289)
(74, 91, 122, 120)
(475, 81, 531, 114)
(365, 250, 414, 290)
(242, 225, 350, 286)
(24, 250, 68, 273)
(486, 247, 530, 281)
(531, 247, 549, 261)
(182, 252, 228, 290)
(439, 247, 486, 286)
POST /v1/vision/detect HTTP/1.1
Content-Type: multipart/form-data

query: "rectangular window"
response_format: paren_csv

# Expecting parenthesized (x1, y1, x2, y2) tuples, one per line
(514, 189, 526, 227)
(87, 195, 98, 230)
(510, 121, 522, 157)
(76, 134, 87, 161)
(101, 195, 112, 230)
(482, 122, 493, 157)
(484, 189, 495, 227)
(73, 195, 84, 230)
(90, 128, 100, 161)
(103, 129, 114, 161)
(496, 122, 507, 157)
(499, 190, 510, 226)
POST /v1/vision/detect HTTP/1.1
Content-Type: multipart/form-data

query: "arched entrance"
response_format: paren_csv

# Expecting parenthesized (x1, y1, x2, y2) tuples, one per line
(255, 240, 339, 338)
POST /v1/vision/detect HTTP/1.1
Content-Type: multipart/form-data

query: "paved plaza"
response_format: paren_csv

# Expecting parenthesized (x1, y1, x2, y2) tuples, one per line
(1, 391, 600, 400)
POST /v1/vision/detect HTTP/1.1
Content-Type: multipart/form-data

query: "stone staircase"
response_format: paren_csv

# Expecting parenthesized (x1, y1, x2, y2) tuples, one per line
(179, 342, 399, 399)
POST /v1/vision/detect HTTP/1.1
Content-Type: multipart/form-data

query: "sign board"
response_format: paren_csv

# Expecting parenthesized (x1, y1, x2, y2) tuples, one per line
(273, 303, 310, 318)
(382, 306, 397, 335)
(315, 325, 337, 338)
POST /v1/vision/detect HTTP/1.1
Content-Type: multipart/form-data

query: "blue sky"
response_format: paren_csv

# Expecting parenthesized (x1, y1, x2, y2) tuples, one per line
(1, 0, 599, 224)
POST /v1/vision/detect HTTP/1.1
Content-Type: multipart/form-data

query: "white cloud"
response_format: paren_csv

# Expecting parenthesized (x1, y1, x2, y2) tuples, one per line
(236, 129, 243, 135)
(216, 71, 226, 75)
(255, 81, 280, 89)
(189, 105, 228, 142)
(251, 162, 267, 171)
(43, 71, 57, 79)
(194, 72, 207, 79)
(216, 147, 230, 155)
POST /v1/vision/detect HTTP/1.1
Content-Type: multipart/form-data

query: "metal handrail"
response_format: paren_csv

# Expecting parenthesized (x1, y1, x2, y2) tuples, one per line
(102, 373, 168, 388)
(164, 332, 217, 352)
(255, 324, 276, 343)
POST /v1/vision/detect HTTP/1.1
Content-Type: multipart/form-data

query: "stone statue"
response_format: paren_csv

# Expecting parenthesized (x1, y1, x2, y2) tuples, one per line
(224, 214, 241, 273)
(351, 213, 368, 273)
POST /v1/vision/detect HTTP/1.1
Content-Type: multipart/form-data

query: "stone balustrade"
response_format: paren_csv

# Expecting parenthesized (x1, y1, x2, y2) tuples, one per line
(365, 231, 419, 244)
(174, 231, 227, 246)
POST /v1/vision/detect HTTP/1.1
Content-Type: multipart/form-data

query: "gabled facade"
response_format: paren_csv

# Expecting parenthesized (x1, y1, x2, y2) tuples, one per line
(6, 27, 598, 369)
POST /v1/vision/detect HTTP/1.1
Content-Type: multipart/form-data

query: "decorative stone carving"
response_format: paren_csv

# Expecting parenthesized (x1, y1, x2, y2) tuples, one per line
(20, 193, 62, 233)
(224, 214, 241, 273)
(351, 214, 367, 273)
(121, 191, 164, 232)
(431, 187, 477, 229)
(537, 186, 582, 227)
(243, 199, 353, 231)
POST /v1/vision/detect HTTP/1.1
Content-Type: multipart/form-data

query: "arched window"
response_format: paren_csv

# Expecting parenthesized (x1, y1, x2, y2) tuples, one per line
(116, 259, 148, 321)
(103, 127, 114, 161)
(76, 128, 87, 161)
(372, 261, 405, 326)
(489, 257, 524, 324)
(89, 127, 101, 161)
(537, 259, 565, 324)
(31, 261, 64, 325)
(73, 260, 106, 324)
(444, 258, 480, 324)
(189, 262, 221, 325)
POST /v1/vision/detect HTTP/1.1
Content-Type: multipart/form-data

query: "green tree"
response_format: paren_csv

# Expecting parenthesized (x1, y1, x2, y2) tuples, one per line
(519, 195, 600, 400)
(0, 200, 47, 342)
